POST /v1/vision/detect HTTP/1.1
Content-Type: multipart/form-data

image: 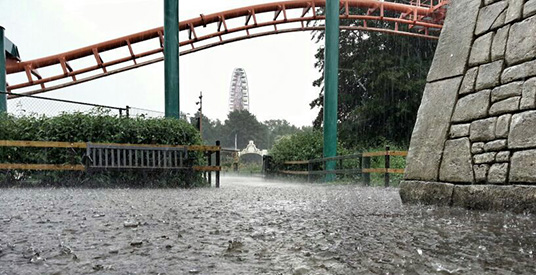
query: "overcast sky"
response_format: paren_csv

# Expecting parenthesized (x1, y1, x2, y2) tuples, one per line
(1, 0, 322, 126)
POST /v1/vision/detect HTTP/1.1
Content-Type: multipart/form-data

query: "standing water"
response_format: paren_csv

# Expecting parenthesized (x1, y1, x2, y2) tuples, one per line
(0, 176, 535, 274)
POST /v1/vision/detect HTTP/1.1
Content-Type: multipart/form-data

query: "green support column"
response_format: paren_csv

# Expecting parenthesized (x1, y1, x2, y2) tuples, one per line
(0, 26, 7, 113)
(323, 0, 340, 182)
(164, 0, 180, 118)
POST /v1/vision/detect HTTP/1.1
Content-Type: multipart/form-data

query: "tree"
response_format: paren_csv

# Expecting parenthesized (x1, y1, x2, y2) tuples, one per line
(221, 110, 268, 149)
(263, 119, 301, 149)
(310, 12, 437, 148)
(201, 115, 223, 146)
(191, 113, 303, 149)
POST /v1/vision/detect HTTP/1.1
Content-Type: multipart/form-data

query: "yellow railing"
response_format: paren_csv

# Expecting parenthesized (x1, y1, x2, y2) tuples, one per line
(280, 146, 408, 186)
(0, 140, 221, 172)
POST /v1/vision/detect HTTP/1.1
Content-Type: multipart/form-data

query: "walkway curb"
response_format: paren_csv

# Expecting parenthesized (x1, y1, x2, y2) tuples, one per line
(400, 181, 536, 213)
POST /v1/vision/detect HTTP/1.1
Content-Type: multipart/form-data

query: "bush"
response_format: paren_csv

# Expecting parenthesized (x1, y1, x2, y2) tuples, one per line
(269, 130, 349, 176)
(365, 144, 407, 187)
(270, 130, 323, 168)
(0, 112, 205, 187)
(269, 130, 408, 185)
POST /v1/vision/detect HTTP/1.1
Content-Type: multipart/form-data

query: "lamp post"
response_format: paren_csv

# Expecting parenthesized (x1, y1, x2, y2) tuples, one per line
(196, 91, 203, 139)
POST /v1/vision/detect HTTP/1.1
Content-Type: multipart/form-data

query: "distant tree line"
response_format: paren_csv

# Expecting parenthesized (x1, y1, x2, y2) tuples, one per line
(192, 110, 309, 150)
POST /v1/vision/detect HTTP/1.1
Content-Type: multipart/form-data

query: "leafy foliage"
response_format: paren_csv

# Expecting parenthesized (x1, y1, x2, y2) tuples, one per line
(310, 11, 437, 148)
(198, 112, 305, 151)
(270, 130, 323, 165)
(1, 111, 201, 145)
(366, 144, 407, 187)
(269, 130, 348, 171)
(263, 119, 302, 149)
(189, 114, 223, 146)
(0, 112, 204, 187)
(220, 110, 269, 149)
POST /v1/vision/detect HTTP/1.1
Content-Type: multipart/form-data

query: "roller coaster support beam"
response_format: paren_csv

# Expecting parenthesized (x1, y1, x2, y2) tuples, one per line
(0, 26, 7, 114)
(164, 0, 180, 118)
(323, 0, 339, 182)
(0, 27, 6, 113)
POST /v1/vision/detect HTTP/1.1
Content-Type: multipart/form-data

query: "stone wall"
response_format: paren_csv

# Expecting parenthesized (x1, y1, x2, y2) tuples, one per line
(400, 0, 536, 213)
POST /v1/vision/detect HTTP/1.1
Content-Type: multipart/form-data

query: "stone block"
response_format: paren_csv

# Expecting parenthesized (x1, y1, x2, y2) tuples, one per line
(491, 25, 510, 61)
(459, 67, 479, 95)
(510, 149, 536, 182)
(505, 0, 524, 24)
(489, 96, 520, 115)
(472, 142, 485, 154)
(470, 117, 497, 142)
(476, 60, 504, 90)
(474, 164, 490, 183)
(525, 1, 536, 18)
(496, 151, 511, 162)
(427, 0, 481, 82)
(484, 139, 508, 151)
(509, 111, 536, 148)
(491, 81, 522, 102)
(496, 114, 512, 138)
(439, 138, 474, 183)
(488, 163, 509, 184)
(405, 77, 462, 181)
(485, 0, 502, 5)
(399, 181, 454, 206)
(469, 32, 494, 66)
(476, 1, 509, 35)
(502, 59, 536, 83)
(506, 16, 536, 65)
(450, 124, 470, 138)
(452, 90, 491, 122)
(452, 185, 536, 213)
(492, 9, 508, 30)
(520, 77, 536, 110)
(474, 152, 498, 164)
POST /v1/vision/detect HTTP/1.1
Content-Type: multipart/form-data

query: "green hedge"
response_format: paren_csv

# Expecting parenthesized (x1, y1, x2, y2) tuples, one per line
(269, 130, 407, 185)
(365, 144, 407, 187)
(0, 112, 205, 187)
(269, 130, 350, 178)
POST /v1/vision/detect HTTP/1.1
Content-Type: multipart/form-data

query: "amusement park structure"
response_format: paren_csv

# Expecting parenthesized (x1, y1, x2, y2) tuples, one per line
(2, 0, 448, 98)
(1, 0, 449, 180)
(229, 68, 250, 112)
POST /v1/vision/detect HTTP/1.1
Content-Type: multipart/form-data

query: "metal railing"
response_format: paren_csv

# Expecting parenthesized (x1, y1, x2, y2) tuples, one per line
(279, 146, 407, 186)
(0, 139, 221, 187)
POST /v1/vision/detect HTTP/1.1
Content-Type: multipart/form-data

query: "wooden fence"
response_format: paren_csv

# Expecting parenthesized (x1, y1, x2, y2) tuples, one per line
(0, 140, 222, 187)
(280, 146, 407, 186)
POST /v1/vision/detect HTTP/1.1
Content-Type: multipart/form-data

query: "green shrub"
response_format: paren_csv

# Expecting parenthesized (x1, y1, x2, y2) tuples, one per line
(269, 130, 350, 179)
(365, 144, 407, 187)
(0, 112, 205, 187)
(269, 130, 407, 185)
(270, 130, 323, 168)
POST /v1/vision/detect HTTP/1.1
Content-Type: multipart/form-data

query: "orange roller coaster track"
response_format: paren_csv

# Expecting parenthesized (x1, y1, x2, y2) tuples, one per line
(5, 0, 448, 98)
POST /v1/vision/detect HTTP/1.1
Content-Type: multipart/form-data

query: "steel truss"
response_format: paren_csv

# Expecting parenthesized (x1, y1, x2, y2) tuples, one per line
(5, 0, 448, 97)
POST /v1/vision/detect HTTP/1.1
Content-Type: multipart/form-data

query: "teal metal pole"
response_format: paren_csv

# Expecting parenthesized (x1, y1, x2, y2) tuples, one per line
(323, 0, 340, 182)
(0, 26, 7, 114)
(164, 0, 180, 118)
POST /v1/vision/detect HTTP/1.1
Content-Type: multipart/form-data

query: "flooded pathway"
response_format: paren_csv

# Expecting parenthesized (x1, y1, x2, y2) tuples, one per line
(1, 176, 535, 274)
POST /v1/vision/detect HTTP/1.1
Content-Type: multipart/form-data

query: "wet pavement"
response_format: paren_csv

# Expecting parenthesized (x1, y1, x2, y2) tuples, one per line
(0, 176, 535, 274)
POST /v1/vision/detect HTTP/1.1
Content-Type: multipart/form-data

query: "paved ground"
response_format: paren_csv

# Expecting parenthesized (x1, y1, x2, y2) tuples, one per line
(0, 176, 535, 274)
